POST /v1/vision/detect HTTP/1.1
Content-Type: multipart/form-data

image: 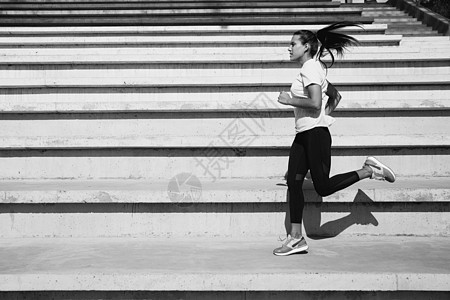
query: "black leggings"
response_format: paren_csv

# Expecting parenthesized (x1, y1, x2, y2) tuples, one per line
(287, 127, 360, 224)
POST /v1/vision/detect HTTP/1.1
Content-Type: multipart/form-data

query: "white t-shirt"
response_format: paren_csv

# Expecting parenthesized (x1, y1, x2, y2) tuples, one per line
(290, 59, 335, 133)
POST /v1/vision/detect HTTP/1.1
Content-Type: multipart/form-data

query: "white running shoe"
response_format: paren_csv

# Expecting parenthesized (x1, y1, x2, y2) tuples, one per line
(364, 156, 396, 183)
(273, 235, 309, 256)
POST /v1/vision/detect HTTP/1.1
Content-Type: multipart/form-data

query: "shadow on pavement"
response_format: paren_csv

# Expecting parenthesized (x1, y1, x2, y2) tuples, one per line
(283, 186, 379, 240)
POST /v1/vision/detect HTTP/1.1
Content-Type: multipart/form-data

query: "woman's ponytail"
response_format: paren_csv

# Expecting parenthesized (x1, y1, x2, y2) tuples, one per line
(316, 21, 363, 68)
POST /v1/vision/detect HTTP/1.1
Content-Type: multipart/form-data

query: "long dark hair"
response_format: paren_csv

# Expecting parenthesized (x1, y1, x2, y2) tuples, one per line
(293, 21, 362, 68)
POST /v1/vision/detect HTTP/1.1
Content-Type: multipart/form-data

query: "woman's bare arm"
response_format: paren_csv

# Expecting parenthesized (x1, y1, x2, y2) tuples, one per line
(277, 84, 322, 110)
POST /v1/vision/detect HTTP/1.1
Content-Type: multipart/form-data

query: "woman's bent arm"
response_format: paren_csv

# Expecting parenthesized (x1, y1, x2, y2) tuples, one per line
(278, 84, 322, 110)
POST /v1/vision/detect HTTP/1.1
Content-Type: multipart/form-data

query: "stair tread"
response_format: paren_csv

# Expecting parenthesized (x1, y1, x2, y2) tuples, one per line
(0, 16, 375, 26)
(0, 2, 341, 9)
(0, 0, 333, 2)
(0, 34, 401, 43)
(0, 7, 363, 15)
(0, 235, 448, 291)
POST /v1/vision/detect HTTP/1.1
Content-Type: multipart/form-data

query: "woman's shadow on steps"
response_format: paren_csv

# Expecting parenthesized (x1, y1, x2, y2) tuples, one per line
(280, 179, 379, 239)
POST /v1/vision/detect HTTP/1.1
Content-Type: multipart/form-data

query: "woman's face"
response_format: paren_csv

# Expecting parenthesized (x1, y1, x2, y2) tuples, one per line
(288, 35, 308, 62)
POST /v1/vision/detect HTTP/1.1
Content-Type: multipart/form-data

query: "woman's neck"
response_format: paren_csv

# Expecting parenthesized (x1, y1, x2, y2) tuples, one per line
(298, 56, 312, 68)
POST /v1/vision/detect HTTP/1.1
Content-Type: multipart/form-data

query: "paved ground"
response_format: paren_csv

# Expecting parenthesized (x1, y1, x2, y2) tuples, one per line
(0, 235, 449, 291)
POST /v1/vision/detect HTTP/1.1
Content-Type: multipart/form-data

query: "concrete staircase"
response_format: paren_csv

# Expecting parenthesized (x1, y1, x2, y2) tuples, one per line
(0, 0, 449, 298)
(353, 2, 445, 36)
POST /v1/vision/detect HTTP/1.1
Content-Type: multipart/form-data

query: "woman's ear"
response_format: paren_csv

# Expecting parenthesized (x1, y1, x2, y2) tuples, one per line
(304, 43, 310, 53)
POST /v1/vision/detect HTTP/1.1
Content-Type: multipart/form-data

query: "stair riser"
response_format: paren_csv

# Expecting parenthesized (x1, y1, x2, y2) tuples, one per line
(0, 16, 373, 27)
(1, 89, 449, 111)
(0, 30, 386, 37)
(0, 154, 448, 179)
(6, 48, 448, 59)
(1, 65, 448, 73)
(0, 0, 330, 1)
(373, 18, 421, 22)
(1, 83, 447, 92)
(0, 24, 388, 35)
(0, 36, 402, 47)
(1, 67, 448, 86)
(2, 182, 447, 204)
(3, 43, 448, 54)
(362, 12, 407, 16)
(8, 47, 449, 58)
(401, 42, 450, 48)
(0, 291, 448, 300)
(0, 41, 400, 48)
(0, 8, 362, 16)
(0, 210, 448, 238)
(0, 116, 448, 147)
(0, 3, 341, 10)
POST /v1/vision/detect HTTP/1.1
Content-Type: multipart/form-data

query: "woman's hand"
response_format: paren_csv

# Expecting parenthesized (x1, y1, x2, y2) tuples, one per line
(278, 91, 292, 106)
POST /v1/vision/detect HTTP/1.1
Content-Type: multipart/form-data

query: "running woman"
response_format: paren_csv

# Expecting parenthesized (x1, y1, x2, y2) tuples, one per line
(273, 22, 396, 256)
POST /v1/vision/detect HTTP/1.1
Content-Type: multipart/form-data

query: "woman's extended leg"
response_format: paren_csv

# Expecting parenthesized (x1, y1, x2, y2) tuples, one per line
(303, 127, 362, 197)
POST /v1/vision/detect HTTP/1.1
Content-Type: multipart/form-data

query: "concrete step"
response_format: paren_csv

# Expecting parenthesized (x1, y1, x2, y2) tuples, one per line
(1, 90, 449, 112)
(2, 47, 449, 63)
(374, 18, 425, 23)
(382, 25, 432, 35)
(348, 2, 442, 36)
(0, 0, 330, 2)
(0, 16, 374, 26)
(0, 113, 448, 148)
(1, 177, 448, 204)
(376, 20, 422, 25)
(0, 7, 364, 16)
(401, 36, 450, 41)
(0, 24, 388, 36)
(2, 42, 449, 54)
(400, 36, 450, 46)
(0, 1, 342, 9)
(0, 150, 448, 179)
(386, 23, 433, 30)
(0, 178, 449, 237)
(0, 1, 342, 10)
(3, 53, 445, 63)
(0, 236, 448, 296)
(362, 11, 407, 17)
(0, 34, 402, 47)
(0, 68, 448, 88)
(0, 79, 446, 90)
(389, 24, 439, 31)
(386, 29, 439, 37)
(385, 24, 438, 31)
(3, 41, 449, 52)
(388, 32, 440, 37)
